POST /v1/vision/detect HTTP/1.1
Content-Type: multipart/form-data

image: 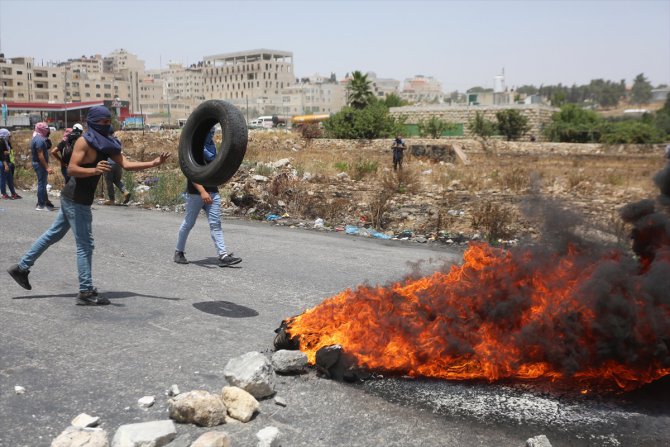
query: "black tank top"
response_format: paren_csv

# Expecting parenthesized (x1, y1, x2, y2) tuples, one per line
(61, 152, 108, 205)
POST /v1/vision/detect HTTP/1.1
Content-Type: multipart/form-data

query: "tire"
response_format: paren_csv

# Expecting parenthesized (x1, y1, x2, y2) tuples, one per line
(178, 100, 248, 186)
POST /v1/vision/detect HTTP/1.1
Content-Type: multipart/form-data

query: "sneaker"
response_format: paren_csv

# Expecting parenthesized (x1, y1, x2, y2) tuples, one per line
(103, 200, 115, 206)
(46, 201, 55, 211)
(35, 205, 46, 211)
(218, 253, 242, 267)
(173, 251, 189, 264)
(7, 264, 31, 290)
(12, 194, 21, 199)
(1, 194, 9, 199)
(122, 191, 131, 205)
(76, 289, 110, 306)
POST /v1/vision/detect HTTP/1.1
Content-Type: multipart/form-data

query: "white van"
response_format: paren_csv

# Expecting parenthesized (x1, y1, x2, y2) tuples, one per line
(255, 116, 274, 129)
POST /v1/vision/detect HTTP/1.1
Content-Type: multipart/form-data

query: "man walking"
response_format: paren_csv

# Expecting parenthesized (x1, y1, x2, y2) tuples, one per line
(7, 106, 170, 305)
(31, 122, 55, 210)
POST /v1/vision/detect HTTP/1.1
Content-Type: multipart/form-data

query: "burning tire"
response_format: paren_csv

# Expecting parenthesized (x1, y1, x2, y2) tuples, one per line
(178, 100, 248, 186)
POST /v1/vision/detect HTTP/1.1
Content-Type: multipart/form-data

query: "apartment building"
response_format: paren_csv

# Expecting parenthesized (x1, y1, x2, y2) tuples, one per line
(400, 75, 444, 103)
(367, 72, 400, 98)
(202, 49, 294, 102)
(0, 55, 65, 102)
(281, 75, 346, 115)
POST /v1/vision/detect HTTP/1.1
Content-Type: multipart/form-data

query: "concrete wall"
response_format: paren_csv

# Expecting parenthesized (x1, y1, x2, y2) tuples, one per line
(390, 104, 557, 141)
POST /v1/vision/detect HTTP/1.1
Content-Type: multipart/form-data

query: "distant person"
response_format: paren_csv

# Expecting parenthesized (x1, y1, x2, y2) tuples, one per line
(0, 128, 21, 199)
(103, 158, 131, 205)
(174, 126, 241, 268)
(392, 135, 406, 171)
(51, 123, 84, 184)
(7, 106, 171, 305)
(31, 122, 55, 210)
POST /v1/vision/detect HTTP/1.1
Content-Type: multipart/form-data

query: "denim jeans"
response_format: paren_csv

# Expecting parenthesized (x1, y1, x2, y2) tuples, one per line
(176, 192, 226, 256)
(32, 162, 48, 206)
(1, 162, 16, 195)
(104, 162, 126, 201)
(19, 197, 95, 292)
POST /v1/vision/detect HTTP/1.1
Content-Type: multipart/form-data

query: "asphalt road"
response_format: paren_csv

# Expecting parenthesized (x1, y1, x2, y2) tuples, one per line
(1, 193, 668, 447)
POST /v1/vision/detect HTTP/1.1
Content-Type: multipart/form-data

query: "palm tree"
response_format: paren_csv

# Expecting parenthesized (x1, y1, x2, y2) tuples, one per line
(347, 71, 374, 109)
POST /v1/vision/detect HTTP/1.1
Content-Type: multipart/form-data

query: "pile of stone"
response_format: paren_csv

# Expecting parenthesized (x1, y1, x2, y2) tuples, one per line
(49, 350, 308, 447)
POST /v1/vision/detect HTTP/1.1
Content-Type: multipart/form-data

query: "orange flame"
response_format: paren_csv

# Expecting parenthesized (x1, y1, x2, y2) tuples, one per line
(287, 243, 670, 391)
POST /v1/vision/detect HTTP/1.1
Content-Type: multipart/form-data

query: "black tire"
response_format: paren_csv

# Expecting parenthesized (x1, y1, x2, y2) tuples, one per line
(178, 100, 248, 186)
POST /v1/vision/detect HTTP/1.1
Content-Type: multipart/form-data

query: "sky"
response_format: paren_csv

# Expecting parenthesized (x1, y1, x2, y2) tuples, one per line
(0, 0, 668, 91)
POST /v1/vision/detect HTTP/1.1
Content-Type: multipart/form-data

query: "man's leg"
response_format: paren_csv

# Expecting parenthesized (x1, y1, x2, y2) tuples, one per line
(65, 199, 95, 293)
(17, 207, 71, 272)
(175, 194, 203, 261)
(205, 193, 226, 257)
(104, 171, 115, 202)
(33, 163, 47, 207)
(7, 163, 17, 195)
(0, 166, 7, 195)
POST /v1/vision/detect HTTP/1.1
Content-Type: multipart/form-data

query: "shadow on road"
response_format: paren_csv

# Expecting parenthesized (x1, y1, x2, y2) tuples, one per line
(193, 300, 258, 318)
(11, 291, 179, 302)
(190, 257, 243, 269)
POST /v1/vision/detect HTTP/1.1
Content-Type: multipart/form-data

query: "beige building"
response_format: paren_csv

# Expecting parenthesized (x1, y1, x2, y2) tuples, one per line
(0, 55, 65, 102)
(367, 72, 400, 99)
(281, 75, 346, 115)
(202, 49, 294, 102)
(400, 75, 444, 103)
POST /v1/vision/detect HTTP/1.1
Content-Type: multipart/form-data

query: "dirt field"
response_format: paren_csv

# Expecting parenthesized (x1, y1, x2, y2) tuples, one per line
(7, 129, 668, 248)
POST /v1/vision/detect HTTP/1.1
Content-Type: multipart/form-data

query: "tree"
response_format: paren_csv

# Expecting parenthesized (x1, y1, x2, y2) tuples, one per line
(653, 93, 670, 137)
(323, 103, 404, 139)
(346, 71, 375, 109)
(382, 93, 408, 108)
(496, 109, 530, 141)
(631, 73, 653, 104)
(543, 104, 602, 143)
(417, 116, 457, 139)
(468, 112, 497, 150)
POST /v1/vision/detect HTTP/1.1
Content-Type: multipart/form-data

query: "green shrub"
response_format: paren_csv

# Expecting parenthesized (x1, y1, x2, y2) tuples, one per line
(543, 104, 602, 143)
(600, 120, 663, 144)
(145, 171, 185, 207)
(496, 109, 530, 141)
(323, 103, 404, 139)
(417, 116, 457, 138)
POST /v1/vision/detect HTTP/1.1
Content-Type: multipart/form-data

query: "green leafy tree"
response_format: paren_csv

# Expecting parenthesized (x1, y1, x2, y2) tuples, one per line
(323, 103, 404, 139)
(346, 71, 375, 109)
(382, 93, 408, 108)
(417, 116, 457, 139)
(467, 86, 493, 93)
(543, 104, 602, 143)
(468, 112, 497, 150)
(631, 73, 653, 104)
(601, 120, 662, 144)
(654, 93, 670, 137)
(496, 109, 530, 141)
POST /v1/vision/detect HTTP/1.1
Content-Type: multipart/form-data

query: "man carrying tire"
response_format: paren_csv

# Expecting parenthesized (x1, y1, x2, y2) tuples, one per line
(174, 126, 241, 268)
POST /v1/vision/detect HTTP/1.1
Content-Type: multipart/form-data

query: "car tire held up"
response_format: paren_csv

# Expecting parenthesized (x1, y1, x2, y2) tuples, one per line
(178, 100, 248, 186)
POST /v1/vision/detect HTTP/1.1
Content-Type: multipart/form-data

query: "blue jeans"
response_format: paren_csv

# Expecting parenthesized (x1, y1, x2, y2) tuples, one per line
(19, 197, 95, 292)
(176, 192, 226, 256)
(1, 162, 16, 195)
(32, 162, 48, 206)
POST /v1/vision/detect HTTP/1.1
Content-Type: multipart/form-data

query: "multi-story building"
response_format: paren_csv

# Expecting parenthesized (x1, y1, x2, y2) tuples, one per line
(400, 75, 444, 103)
(280, 74, 346, 115)
(0, 55, 65, 102)
(104, 49, 146, 113)
(367, 72, 400, 98)
(202, 49, 294, 102)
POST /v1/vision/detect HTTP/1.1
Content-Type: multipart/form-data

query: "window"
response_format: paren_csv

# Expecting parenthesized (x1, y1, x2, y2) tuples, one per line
(17, 70, 23, 75)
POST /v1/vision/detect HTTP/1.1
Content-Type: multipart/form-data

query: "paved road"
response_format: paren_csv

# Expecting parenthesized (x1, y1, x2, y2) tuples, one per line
(1, 193, 668, 446)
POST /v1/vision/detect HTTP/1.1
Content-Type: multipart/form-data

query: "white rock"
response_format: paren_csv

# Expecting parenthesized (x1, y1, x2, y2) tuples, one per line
(166, 384, 180, 397)
(137, 396, 155, 408)
(71, 413, 100, 428)
(191, 431, 231, 447)
(252, 175, 269, 182)
(52, 426, 108, 447)
(111, 420, 176, 447)
(526, 434, 553, 447)
(271, 350, 308, 374)
(221, 386, 260, 423)
(14, 386, 26, 394)
(168, 390, 227, 427)
(256, 426, 281, 447)
(224, 352, 276, 399)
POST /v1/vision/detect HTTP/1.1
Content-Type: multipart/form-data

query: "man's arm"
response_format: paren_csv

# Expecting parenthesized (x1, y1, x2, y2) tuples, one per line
(67, 138, 110, 178)
(192, 182, 213, 205)
(109, 152, 171, 171)
(51, 142, 64, 164)
(36, 142, 53, 174)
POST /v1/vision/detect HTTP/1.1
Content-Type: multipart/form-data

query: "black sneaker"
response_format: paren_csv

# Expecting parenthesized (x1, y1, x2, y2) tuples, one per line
(218, 253, 242, 267)
(174, 251, 189, 264)
(7, 264, 31, 290)
(122, 191, 131, 205)
(76, 290, 110, 306)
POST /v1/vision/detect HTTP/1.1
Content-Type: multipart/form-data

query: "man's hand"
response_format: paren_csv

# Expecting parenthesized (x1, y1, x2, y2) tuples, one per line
(200, 192, 213, 205)
(3, 164, 8, 173)
(46, 167, 54, 175)
(153, 152, 171, 167)
(95, 160, 111, 175)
